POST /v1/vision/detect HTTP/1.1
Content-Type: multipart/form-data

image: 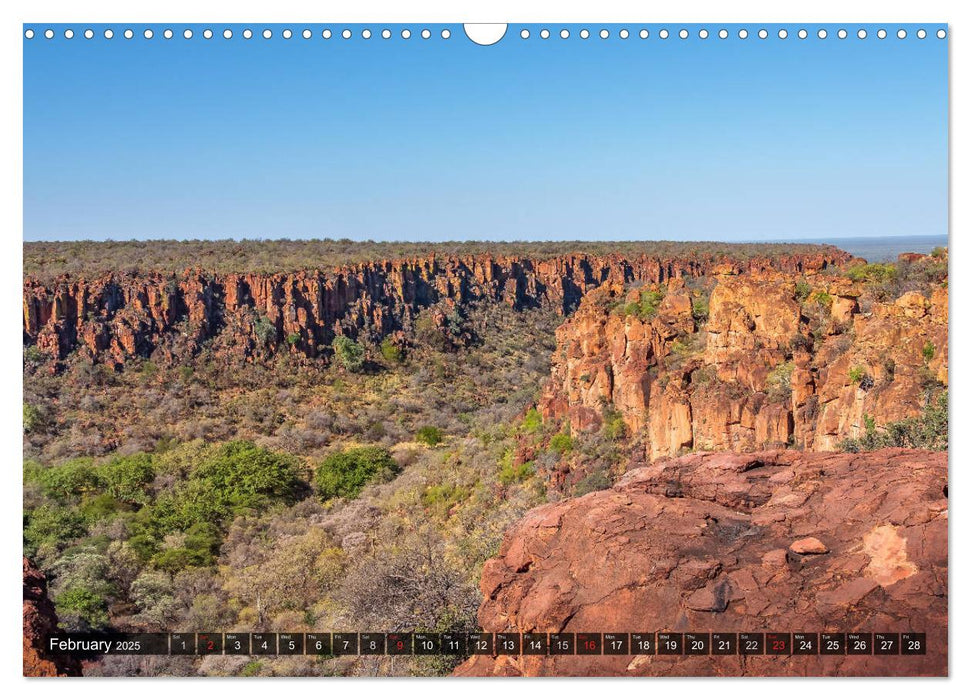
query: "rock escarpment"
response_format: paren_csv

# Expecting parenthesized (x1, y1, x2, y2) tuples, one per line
(539, 262, 947, 457)
(23, 557, 82, 677)
(455, 449, 947, 677)
(23, 251, 846, 369)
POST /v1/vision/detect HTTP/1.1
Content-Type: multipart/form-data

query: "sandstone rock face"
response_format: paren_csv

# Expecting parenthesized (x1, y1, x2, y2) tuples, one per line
(23, 557, 82, 677)
(455, 449, 947, 677)
(23, 251, 847, 369)
(539, 270, 947, 458)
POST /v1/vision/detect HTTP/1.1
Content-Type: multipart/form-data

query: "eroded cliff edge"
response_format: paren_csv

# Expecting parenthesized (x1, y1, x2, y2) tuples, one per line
(538, 257, 947, 457)
(23, 251, 846, 368)
(454, 448, 947, 677)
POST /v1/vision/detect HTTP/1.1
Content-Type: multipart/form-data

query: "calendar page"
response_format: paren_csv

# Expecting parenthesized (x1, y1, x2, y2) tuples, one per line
(21, 19, 948, 679)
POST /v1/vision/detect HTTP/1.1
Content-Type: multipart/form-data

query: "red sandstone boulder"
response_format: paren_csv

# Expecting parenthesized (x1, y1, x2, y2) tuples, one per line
(455, 449, 947, 677)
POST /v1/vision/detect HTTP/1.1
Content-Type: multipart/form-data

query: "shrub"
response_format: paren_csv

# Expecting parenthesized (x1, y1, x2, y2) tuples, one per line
(847, 263, 897, 284)
(23, 403, 44, 433)
(810, 291, 832, 307)
(253, 315, 277, 346)
(315, 446, 400, 501)
(380, 337, 404, 363)
(549, 433, 574, 454)
(632, 289, 665, 320)
(922, 341, 936, 362)
(421, 484, 471, 518)
(840, 391, 947, 452)
(332, 335, 365, 372)
(55, 587, 109, 629)
(794, 279, 812, 302)
(848, 365, 867, 384)
(37, 459, 102, 502)
(415, 426, 444, 446)
(519, 408, 543, 434)
(691, 296, 710, 324)
(602, 407, 627, 440)
(766, 362, 794, 402)
(99, 453, 155, 505)
(286, 332, 302, 346)
(181, 441, 304, 523)
(498, 458, 534, 485)
(573, 470, 611, 496)
(931, 246, 947, 258)
(23, 505, 87, 559)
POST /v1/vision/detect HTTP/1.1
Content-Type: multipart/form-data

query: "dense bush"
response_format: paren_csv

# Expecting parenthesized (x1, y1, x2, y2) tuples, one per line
(840, 391, 948, 453)
(415, 426, 444, 446)
(315, 446, 400, 500)
(332, 336, 365, 372)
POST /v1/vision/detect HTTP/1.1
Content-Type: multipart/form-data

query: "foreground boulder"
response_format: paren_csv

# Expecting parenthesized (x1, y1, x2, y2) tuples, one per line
(23, 557, 82, 677)
(455, 449, 946, 677)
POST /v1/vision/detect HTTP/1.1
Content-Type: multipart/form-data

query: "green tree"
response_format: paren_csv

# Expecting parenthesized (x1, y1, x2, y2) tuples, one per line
(415, 426, 444, 446)
(315, 446, 400, 501)
(99, 453, 155, 505)
(380, 337, 404, 363)
(332, 335, 365, 372)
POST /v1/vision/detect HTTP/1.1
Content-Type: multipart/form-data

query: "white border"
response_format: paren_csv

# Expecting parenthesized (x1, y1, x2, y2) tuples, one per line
(2, 1, 965, 699)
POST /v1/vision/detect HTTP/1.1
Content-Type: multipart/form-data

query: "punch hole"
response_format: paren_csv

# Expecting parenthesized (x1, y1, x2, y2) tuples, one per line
(638, 29, 648, 39)
(464, 24, 507, 46)
(619, 29, 629, 39)
(24, 28, 35, 39)
(659, 29, 669, 39)
(64, 29, 74, 39)
(679, 29, 688, 39)
(699, 29, 709, 39)
(183, 29, 192, 39)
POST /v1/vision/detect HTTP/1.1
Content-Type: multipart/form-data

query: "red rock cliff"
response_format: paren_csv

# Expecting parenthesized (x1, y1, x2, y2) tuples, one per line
(539, 267, 947, 457)
(23, 251, 847, 368)
(23, 557, 82, 677)
(455, 449, 947, 677)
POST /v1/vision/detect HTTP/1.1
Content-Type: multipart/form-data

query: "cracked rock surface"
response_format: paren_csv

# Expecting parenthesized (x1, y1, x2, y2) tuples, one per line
(454, 448, 946, 677)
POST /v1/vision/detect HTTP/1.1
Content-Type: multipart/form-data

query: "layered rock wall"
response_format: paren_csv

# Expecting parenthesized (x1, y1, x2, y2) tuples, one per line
(539, 268, 948, 457)
(23, 251, 847, 368)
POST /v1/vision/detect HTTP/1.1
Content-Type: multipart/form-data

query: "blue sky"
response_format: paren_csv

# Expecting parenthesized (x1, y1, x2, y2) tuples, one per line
(23, 24, 948, 242)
